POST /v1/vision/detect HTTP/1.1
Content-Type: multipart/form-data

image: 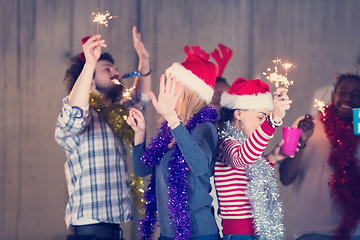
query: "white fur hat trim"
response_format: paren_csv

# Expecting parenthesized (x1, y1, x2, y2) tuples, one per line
(220, 91, 273, 110)
(165, 62, 214, 103)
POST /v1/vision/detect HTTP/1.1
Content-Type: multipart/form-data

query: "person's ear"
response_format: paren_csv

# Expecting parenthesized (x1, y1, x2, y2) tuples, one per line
(234, 109, 242, 121)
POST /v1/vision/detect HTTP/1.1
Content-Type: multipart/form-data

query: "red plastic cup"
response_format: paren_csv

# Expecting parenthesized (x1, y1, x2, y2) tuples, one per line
(281, 126, 302, 155)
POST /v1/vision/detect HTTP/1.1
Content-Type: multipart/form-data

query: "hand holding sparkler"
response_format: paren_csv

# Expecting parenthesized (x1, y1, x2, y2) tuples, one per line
(314, 99, 326, 116)
(272, 87, 291, 123)
(82, 35, 107, 66)
(297, 114, 315, 147)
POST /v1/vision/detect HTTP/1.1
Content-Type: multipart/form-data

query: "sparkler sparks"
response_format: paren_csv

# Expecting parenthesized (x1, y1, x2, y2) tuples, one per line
(92, 10, 117, 34)
(282, 62, 295, 75)
(314, 98, 326, 115)
(263, 58, 296, 88)
(122, 86, 136, 100)
(92, 11, 115, 27)
(112, 77, 136, 106)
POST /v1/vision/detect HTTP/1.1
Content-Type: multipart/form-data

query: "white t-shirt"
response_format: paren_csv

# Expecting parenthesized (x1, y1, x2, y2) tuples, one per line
(291, 115, 360, 239)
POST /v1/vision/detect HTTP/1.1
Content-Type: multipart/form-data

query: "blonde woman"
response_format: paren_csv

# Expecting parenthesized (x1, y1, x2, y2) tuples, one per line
(127, 54, 220, 240)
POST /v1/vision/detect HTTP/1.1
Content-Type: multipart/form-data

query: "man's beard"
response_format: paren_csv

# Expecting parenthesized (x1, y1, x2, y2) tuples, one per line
(96, 84, 124, 103)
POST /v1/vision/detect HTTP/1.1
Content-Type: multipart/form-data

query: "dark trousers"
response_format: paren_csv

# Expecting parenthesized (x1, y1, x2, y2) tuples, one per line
(66, 223, 124, 240)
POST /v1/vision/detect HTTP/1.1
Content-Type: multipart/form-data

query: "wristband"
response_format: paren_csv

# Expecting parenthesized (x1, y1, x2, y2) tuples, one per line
(167, 115, 181, 130)
(267, 114, 283, 128)
(139, 68, 151, 76)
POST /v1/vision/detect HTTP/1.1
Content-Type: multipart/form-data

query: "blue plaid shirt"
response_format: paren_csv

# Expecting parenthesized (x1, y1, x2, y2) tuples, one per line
(55, 96, 145, 227)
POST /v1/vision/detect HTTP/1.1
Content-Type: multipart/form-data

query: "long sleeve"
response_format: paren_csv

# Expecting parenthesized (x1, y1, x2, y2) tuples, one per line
(220, 120, 274, 168)
(214, 120, 275, 230)
(171, 122, 218, 176)
(132, 141, 153, 177)
(55, 97, 90, 154)
(132, 122, 218, 177)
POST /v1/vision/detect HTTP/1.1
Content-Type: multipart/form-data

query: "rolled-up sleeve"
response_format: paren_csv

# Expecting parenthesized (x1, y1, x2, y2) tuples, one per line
(55, 97, 90, 154)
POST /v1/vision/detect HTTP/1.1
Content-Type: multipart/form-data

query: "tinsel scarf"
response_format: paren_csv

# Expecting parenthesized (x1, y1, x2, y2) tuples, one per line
(218, 121, 285, 240)
(139, 106, 218, 240)
(320, 104, 360, 240)
(89, 92, 134, 145)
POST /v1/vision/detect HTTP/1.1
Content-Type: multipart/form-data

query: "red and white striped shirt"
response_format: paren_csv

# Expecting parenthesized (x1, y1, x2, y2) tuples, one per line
(214, 120, 275, 235)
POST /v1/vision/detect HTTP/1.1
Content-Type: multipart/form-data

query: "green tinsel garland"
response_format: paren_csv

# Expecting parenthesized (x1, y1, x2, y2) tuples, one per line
(89, 92, 134, 145)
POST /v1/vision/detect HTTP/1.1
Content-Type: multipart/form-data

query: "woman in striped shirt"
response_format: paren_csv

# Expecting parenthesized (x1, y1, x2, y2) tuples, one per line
(214, 78, 291, 240)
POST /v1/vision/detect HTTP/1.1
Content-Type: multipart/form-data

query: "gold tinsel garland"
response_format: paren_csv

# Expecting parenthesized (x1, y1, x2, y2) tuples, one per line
(130, 172, 146, 215)
(89, 92, 134, 146)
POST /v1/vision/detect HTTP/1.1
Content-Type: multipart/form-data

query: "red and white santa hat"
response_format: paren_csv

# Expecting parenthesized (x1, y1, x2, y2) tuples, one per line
(220, 77, 273, 110)
(165, 54, 218, 103)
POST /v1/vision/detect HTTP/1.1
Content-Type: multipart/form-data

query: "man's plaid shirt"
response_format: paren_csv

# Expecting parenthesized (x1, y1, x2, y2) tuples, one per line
(55, 97, 135, 227)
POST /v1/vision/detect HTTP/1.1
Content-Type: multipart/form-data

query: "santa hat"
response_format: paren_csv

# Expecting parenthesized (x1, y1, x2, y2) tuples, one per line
(79, 36, 91, 62)
(220, 77, 273, 110)
(165, 54, 217, 103)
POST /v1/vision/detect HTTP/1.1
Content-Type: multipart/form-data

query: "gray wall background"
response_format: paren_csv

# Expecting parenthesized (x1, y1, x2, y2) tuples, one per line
(1, 0, 360, 239)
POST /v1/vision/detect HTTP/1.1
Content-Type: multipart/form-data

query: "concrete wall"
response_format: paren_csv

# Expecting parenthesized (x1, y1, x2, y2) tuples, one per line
(1, 0, 360, 239)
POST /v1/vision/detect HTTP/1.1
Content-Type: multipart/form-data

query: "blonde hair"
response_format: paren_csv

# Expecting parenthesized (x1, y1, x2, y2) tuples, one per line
(167, 86, 206, 148)
(177, 86, 207, 124)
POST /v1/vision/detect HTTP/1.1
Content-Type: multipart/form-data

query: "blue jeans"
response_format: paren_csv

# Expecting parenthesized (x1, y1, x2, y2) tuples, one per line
(222, 235, 258, 240)
(297, 234, 360, 240)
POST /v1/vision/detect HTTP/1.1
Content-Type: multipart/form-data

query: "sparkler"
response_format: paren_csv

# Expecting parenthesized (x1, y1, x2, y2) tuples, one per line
(111, 75, 136, 100)
(262, 58, 296, 88)
(312, 85, 331, 115)
(111, 77, 136, 114)
(92, 10, 117, 34)
(122, 86, 136, 100)
(314, 98, 326, 115)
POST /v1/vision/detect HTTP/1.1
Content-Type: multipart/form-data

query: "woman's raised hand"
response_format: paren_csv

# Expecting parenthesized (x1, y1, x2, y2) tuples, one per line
(148, 73, 183, 121)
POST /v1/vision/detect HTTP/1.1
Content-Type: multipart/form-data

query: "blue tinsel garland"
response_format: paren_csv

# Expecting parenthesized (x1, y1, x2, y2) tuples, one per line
(140, 106, 218, 240)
